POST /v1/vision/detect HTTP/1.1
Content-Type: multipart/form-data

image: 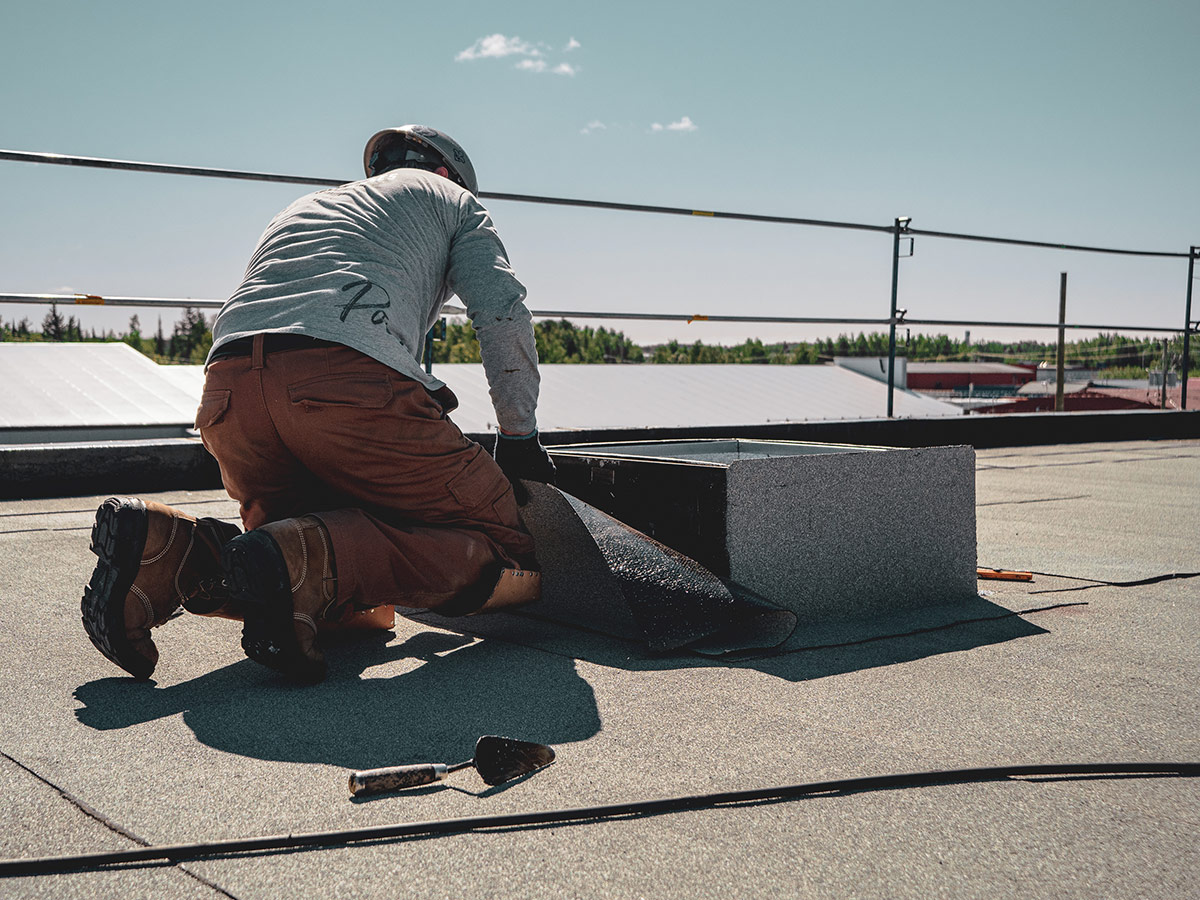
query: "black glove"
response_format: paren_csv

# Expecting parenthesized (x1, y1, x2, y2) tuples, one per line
(494, 431, 556, 504)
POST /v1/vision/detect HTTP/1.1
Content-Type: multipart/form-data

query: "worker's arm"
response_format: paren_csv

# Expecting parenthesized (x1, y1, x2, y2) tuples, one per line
(444, 196, 540, 436)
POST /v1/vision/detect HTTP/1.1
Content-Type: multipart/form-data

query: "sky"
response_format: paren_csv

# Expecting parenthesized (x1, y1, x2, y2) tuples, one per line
(1, 0, 1197, 348)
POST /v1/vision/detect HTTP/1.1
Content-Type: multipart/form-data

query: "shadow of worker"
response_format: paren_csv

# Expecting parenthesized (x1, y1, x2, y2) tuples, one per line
(73, 630, 600, 770)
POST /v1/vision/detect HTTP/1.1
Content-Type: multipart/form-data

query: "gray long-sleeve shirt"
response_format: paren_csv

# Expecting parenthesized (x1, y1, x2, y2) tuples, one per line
(209, 169, 539, 434)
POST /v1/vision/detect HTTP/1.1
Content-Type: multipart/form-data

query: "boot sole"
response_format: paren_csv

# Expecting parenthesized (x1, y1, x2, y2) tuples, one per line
(81, 497, 153, 679)
(222, 531, 327, 683)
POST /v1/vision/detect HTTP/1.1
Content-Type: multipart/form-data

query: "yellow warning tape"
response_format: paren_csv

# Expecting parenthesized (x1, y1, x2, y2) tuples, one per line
(691, 210, 714, 217)
(74, 294, 105, 305)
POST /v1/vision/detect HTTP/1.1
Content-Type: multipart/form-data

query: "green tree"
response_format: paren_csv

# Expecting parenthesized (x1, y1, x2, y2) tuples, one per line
(168, 308, 210, 362)
(42, 303, 66, 341)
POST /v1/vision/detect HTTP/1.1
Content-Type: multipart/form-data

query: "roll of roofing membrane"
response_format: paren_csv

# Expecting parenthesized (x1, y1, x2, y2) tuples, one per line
(519, 483, 795, 655)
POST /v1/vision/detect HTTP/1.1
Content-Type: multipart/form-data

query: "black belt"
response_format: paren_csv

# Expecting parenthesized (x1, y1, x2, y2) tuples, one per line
(209, 334, 340, 362)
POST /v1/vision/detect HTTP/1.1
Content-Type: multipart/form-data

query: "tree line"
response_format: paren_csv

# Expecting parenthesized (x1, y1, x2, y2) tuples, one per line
(1, 304, 213, 363)
(2, 307, 1192, 376)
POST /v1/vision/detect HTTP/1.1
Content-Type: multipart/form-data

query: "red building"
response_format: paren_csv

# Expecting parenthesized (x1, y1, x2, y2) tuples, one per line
(906, 362, 1035, 391)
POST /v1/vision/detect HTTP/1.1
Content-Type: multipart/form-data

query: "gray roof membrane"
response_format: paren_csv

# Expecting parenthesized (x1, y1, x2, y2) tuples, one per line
(508, 482, 795, 654)
(418, 481, 796, 655)
(0, 439, 1196, 897)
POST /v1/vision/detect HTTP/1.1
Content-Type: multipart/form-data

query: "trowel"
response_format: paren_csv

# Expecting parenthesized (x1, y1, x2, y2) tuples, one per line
(348, 735, 556, 797)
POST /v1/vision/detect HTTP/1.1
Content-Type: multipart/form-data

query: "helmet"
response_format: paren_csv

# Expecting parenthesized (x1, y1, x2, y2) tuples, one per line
(363, 125, 478, 195)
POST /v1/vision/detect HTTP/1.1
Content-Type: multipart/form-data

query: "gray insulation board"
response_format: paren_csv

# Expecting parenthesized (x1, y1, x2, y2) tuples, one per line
(725, 444, 978, 623)
(551, 440, 979, 626)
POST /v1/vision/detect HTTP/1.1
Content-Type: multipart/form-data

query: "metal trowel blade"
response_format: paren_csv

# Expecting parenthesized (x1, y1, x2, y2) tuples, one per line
(472, 735, 556, 786)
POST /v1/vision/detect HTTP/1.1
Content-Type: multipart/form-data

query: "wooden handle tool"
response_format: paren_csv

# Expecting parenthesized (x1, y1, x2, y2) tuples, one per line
(348, 736, 556, 797)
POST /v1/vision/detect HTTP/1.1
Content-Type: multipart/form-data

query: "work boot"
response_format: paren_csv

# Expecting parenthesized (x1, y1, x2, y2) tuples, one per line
(471, 568, 541, 614)
(81, 497, 242, 679)
(222, 516, 342, 684)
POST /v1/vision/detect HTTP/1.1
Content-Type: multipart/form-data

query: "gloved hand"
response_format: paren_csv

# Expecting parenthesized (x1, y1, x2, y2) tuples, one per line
(494, 431, 556, 504)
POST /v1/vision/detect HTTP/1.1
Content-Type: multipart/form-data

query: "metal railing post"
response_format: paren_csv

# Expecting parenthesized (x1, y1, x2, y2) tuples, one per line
(1056, 273, 1067, 412)
(886, 217, 910, 418)
(1183, 247, 1197, 410)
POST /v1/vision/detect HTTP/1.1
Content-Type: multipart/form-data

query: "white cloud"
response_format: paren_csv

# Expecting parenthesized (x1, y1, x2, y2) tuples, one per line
(581, 120, 606, 135)
(565, 37, 581, 51)
(652, 116, 698, 132)
(456, 34, 540, 61)
(459, 33, 582, 77)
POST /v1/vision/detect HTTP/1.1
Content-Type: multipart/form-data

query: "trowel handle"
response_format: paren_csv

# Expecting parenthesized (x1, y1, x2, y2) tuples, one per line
(349, 763, 449, 796)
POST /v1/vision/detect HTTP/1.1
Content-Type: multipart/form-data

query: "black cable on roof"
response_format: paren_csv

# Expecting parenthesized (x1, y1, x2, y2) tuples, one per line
(0, 762, 1195, 877)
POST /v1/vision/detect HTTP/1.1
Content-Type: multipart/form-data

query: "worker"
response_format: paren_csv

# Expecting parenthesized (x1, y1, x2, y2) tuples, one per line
(81, 125, 555, 684)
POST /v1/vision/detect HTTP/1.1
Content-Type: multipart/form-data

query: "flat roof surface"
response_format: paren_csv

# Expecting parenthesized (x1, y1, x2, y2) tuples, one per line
(0, 438, 1197, 898)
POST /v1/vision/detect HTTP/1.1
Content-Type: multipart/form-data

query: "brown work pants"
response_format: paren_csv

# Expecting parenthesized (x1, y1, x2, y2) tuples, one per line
(196, 336, 535, 614)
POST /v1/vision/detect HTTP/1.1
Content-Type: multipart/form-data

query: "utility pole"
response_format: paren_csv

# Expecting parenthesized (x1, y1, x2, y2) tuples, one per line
(1055, 273, 1067, 412)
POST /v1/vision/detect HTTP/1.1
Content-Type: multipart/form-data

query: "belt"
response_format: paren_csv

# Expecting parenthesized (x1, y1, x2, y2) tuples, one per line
(209, 333, 340, 362)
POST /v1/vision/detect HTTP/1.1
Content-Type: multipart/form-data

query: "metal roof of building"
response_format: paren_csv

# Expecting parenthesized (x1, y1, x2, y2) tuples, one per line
(0, 343, 200, 436)
(1017, 380, 1094, 396)
(0, 346, 960, 441)
(906, 362, 1033, 374)
(437, 362, 960, 433)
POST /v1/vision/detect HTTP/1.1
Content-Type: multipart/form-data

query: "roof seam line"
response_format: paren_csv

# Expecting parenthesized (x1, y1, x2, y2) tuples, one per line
(0, 748, 244, 898)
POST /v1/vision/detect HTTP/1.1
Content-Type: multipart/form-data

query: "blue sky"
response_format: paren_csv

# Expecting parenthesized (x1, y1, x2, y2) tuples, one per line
(1, 0, 1197, 346)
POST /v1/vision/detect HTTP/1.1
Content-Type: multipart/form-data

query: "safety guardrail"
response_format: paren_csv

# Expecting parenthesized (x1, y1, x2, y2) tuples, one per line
(1, 148, 1196, 411)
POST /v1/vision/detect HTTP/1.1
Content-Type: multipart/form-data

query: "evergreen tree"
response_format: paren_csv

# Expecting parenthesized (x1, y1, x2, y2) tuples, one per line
(168, 307, 210, 361)
(42, 303, 66, 341)
(124, 314, 143, 352)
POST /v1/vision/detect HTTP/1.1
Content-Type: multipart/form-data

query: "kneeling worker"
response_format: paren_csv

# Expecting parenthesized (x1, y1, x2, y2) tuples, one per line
(82, 125, 555, 683)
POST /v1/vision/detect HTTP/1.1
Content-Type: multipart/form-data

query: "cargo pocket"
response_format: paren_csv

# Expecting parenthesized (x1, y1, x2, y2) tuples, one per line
(195, 390, 231, 429)
(287, 374, 393, 410)
(446, 448, 509, 513)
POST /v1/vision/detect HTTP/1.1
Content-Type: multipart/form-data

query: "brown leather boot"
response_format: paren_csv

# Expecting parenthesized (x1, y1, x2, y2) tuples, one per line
(81, 497, 242, 679)
(222, 516, 342, 683)
(470, 568, 541, 614)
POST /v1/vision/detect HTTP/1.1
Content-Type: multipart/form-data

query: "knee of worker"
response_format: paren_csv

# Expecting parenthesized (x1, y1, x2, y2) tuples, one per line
(318, 509, 519, 608)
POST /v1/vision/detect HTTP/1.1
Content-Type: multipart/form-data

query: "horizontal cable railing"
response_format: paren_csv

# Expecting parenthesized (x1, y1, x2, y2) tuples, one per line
(0, 293, 1190, 335)
(0, 149, 1189, 258)
(1, 147, 1195, 411)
